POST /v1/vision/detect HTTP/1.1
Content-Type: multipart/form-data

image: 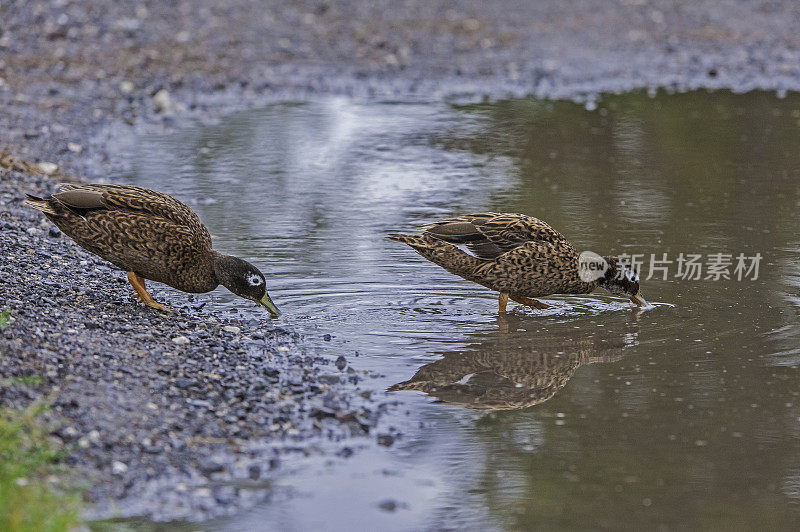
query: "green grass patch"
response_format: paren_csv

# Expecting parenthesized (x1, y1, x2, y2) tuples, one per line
(1, 376, 44, 387)
(0, 403, 82, 531)
(0, 308, 10, 329)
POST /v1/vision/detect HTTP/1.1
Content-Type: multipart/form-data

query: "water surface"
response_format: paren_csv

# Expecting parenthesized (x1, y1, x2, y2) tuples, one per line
(121, 91, 800, 530)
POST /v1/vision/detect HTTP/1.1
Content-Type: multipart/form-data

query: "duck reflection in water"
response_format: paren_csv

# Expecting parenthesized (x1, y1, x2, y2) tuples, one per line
(389, 311, 640, 410)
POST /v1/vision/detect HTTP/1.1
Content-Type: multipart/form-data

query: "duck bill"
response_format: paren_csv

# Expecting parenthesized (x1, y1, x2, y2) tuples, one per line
(630, 292, 648, 307)
(259, 292, 281, 317)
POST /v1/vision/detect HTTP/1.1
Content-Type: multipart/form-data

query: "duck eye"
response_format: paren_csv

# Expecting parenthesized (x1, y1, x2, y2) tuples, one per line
(246, 273, 263, 286)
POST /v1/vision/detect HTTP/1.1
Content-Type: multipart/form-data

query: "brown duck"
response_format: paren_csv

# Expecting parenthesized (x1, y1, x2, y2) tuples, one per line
(25, 184, 280, 315)
(388, 212, 646, 313)
(389, 311, 638, 410)
(389, 340, 626, 410)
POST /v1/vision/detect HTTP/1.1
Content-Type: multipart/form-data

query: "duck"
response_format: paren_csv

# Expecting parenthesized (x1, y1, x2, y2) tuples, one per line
(389, 311, 637, 410)
(25, 183, 280, 316)
(388, 212, 646, 313)
(389, 338, 625, 410)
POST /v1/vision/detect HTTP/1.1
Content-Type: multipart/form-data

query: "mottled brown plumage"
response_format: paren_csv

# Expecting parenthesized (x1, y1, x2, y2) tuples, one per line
(389, 345, 620, 410)
(24, 184, 280, 315)
(388, 212, 644, 312)
(389, 312, 638, 410)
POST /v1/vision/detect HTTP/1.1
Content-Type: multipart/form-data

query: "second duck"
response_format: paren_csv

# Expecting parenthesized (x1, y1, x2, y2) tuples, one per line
(388, 212, 646, 313)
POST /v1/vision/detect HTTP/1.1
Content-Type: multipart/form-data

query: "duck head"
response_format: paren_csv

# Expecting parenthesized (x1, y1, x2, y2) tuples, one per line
(599, 256, 647, 307)
(214, 254, 281, 316)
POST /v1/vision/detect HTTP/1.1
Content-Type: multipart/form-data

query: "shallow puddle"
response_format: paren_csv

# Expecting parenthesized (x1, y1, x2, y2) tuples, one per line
(117, 90, 800, 529)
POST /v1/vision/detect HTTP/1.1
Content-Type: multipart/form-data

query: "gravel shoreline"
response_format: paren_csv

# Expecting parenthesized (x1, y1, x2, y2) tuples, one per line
(3, 0, 800, 522)
(1, 160, 390, 521)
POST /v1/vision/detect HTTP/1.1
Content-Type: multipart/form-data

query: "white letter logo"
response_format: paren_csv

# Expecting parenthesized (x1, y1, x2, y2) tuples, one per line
(578, 251, 608, 282)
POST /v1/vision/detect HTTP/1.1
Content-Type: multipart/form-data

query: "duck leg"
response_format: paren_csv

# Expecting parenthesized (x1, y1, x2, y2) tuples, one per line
(511, 295, 551, 310)
(126, 272, 170, 312)
(498, 292, 509, 314)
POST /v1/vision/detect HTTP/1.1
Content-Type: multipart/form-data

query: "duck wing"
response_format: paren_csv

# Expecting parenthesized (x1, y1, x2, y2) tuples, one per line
(424, 212, 569, 260)
(54, 183, 211, 246)
(55, 184, 198, 226)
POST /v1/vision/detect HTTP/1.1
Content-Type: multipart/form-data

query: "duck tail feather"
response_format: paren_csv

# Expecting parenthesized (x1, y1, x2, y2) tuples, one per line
(23, 193, 56, 214)
(387, 233, 440, 248)
(387, 233, 413, 243)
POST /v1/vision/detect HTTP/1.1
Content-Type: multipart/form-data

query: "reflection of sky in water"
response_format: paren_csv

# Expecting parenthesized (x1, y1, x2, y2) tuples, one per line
(118, 91, 800, 530)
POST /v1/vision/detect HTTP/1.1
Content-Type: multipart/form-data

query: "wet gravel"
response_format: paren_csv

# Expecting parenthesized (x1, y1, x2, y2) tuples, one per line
(3, 0, 800, 523)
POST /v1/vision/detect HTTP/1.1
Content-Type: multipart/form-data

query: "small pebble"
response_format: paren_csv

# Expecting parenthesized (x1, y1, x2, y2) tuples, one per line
(172, 335, 190, 345)
(378, 500, 399, 512)
(199, 459, 224, 475)
(377, 434, 395, 447)
(111, 461, 128, 475)
(153, 89, 172, 113)
(175, 377, 195, 389)
(37, 162, 58, 175)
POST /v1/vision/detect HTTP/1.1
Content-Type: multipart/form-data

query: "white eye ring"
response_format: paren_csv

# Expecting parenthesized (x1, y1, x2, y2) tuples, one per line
(247, 273, 263, 287)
